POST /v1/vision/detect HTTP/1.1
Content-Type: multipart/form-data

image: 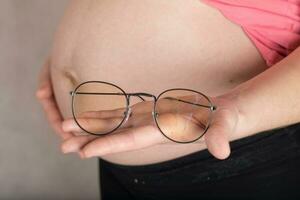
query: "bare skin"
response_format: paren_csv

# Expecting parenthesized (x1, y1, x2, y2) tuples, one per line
(45, 0, 267, 165)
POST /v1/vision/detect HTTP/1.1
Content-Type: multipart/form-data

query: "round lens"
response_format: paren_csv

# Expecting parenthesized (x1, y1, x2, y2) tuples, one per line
(154, 89, 213, 143)
(72, 81, 128, 135)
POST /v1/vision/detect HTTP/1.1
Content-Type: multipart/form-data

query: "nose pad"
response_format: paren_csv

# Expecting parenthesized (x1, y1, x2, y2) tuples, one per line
(123, 107, 132, 124)
(152, 111, 159, 118)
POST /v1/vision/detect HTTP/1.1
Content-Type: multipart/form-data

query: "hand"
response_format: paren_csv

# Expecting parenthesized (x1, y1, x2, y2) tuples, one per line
(36, 58, 73, 140)
(60, 94, 240, 160)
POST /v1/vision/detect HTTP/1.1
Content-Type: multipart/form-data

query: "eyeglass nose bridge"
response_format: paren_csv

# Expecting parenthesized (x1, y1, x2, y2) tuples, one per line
(127, 92, 157, 100)
(122, 92, 158, 124)
(126, 92, 157, 105)
(123, 107, 132, 124)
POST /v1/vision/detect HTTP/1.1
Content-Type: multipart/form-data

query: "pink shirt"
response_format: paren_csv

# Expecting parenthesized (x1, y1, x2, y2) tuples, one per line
(202, 0, 300, 67)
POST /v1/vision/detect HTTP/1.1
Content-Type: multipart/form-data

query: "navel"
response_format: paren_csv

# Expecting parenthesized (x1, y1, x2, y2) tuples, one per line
(63, 69, 79, 87)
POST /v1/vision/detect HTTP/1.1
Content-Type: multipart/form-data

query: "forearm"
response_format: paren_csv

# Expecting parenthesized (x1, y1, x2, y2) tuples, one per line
(219, 47, 300, 139)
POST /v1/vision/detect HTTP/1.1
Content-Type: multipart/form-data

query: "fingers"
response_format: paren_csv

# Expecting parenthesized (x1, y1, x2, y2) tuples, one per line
(204, 108, 237, 160)
(36, 59, 73, 140)
(61, 135, 97, 153)
(62, 118, 83, 133)
(79, 125, 166, 158)
(78, 109, 126, 119)
(37, 59, 51, 93)
(62, 108, 154, 135)
(204, 124, 230, 160)
(41, 95, 73, 139)
(36, 59, 52, 99)
(60, 126, 135, 153)
(62, 115, 132, 134)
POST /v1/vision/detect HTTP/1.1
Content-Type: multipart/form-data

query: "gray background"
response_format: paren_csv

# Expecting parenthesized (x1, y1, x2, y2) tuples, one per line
(0, 1, 99, 199)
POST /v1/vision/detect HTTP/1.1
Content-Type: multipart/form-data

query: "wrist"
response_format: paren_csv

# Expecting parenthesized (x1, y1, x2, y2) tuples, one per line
(211, 87, 254, 142)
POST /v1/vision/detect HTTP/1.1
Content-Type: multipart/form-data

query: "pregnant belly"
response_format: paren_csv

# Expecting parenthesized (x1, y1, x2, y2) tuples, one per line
(50, 0, 266, 165)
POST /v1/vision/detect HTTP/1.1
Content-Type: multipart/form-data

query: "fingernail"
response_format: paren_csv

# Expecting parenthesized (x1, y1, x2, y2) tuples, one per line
(64, 147, 80, 154)
(62, 147, 70, 154)
(62, 120, 77, 132)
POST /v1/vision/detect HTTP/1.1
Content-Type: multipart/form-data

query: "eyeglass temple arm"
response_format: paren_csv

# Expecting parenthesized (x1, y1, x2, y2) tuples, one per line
(69, 91, 216, 110)
(69, 91, 146, 101)
(162, 97, 216, 111)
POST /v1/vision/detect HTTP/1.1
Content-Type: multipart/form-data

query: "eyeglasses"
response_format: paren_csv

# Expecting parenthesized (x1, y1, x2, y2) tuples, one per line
(69, 81, 217, 143)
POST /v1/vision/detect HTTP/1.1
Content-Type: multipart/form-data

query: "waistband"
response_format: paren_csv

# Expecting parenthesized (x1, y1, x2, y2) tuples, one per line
(99, 122, 300, 174)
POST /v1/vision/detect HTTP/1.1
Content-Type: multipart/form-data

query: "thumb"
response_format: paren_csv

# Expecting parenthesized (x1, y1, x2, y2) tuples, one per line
(204, 123, 231, 160)
(204, 108, 237, 160)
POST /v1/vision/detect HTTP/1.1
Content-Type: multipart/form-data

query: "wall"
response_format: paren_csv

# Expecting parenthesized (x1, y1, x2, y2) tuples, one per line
(0, 1, 99, 199)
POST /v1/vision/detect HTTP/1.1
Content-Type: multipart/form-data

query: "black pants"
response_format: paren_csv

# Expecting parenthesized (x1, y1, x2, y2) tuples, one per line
(98, 122, 300, 200)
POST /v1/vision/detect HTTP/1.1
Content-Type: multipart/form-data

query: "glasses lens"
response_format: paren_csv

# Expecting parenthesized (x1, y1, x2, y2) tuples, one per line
(155, 89, 212, 143)
(72, 82, 127, 135)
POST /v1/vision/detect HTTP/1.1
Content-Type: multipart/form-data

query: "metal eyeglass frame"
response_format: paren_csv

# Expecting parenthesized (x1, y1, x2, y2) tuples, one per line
(69, 81, 217, 144)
